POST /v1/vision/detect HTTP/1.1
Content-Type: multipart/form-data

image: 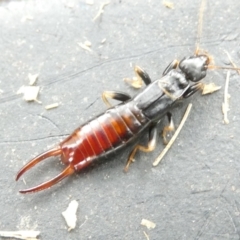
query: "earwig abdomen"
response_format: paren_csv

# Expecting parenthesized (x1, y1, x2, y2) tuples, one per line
(60, 103, 149, 171)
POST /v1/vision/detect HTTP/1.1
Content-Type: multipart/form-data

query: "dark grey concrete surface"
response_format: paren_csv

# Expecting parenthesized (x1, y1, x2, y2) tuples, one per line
(1, 0, 240, 239)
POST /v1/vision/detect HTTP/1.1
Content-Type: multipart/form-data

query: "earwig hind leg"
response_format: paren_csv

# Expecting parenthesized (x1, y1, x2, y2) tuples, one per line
(124, 124, 157, 172)
(162, 112, 175, 145)
(124, 66, 152, 88)
(102, 91, 131, 108)
(183, 82, 204, 98)
(162, 59, 179, 76)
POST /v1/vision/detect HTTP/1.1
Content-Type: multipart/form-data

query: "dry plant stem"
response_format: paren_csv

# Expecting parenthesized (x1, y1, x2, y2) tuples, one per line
(224, 50, 240, 75)
(222, 71, 230, 124)
(78, 42, 92, 52)
(153, 103, 192, 167)
(0, 230, 40, 240)
(143, 231, 150, 240)
(92, 2, 110, 21)
(45, 103, 59, 110)
(196, 0, 206, 52)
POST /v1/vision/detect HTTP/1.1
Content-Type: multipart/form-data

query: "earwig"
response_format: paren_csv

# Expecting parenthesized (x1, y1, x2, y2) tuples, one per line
(16, 0, 239, 194)
(16, 54, 211, 193)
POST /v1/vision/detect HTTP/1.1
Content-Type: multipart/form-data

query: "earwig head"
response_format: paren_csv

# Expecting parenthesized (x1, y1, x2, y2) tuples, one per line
(179, 54, 210, 82)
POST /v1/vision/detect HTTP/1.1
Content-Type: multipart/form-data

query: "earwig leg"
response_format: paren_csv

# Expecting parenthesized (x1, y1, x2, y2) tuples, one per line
(134, 66, 152, 86)
(162, 59, 179, 76)
(16, 146, 61, 181)
(183, 82, 204, 98)
(124, 124, 157, 172)
(102, 91, 131, 107)
(19, 165, 75, 193)
(124, 66, 152, 88)
(162, 112, 175, 145)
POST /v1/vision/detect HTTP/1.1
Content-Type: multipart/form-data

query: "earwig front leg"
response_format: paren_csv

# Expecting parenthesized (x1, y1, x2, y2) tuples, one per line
(162, 112, 175, 145)
(124, 124, 157, 172)
(162, 59, 179, 76)
(102, 91, 131, 108)
(124, 66, 152, 88)
(183, 82, 204, 98)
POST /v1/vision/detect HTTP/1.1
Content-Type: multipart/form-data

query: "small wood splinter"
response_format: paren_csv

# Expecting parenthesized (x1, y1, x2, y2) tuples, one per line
(92, 2, 110, 21)
(222, 71, 231, 124)
(0, 230, 40, 240)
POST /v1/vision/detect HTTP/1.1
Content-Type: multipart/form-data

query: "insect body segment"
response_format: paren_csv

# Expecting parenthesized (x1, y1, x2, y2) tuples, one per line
(16, 54, 210, 193)
(61, 102, 149, 171)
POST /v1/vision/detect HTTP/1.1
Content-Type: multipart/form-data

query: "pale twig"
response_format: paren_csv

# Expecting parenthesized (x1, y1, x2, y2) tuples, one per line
(93, 2, 110, 21)
(143, 231, 150, 240)
(196, 0, 206, 52)
(0, 230, 40, 240)
(153, 103, 192, 167)
(224, 50, 240, 75)
(222, 71, 230, 124)
(45, 103, 59, 110)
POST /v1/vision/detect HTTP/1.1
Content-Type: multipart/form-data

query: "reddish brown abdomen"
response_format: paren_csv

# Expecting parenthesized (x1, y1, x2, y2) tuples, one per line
(60, 104, 148, 170)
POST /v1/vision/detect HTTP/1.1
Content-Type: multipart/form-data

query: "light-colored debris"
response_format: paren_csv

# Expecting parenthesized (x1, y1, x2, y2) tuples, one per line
(78, 42, 92, 53)
(84, 40, 92, 47)
(0, 230, 40, 240)
(101, 38, 106, 44)
(92, 2, 110, 21)
(153, 103, 192, 167)
(22, 178, 26, 185)
(141, 219, 156, 230)
(21, 16, 34, 22)
(163, 1, 174, 9)
(222, 71, 230, 124)
(62, 200, 79, 231)
(65, 2, 75, 8)
(86, 0, 94, 5)
(28, 73, 39, 85)
(202, 82, 221, 95)
(17, 86, 41, 103)
(45, 103, 59, 110)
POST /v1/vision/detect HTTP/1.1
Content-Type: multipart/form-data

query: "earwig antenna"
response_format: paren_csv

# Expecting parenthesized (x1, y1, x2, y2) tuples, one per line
(195, 0, 206, 54)
(208, 65, 240, 71)
(224, 50, 240, 75)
